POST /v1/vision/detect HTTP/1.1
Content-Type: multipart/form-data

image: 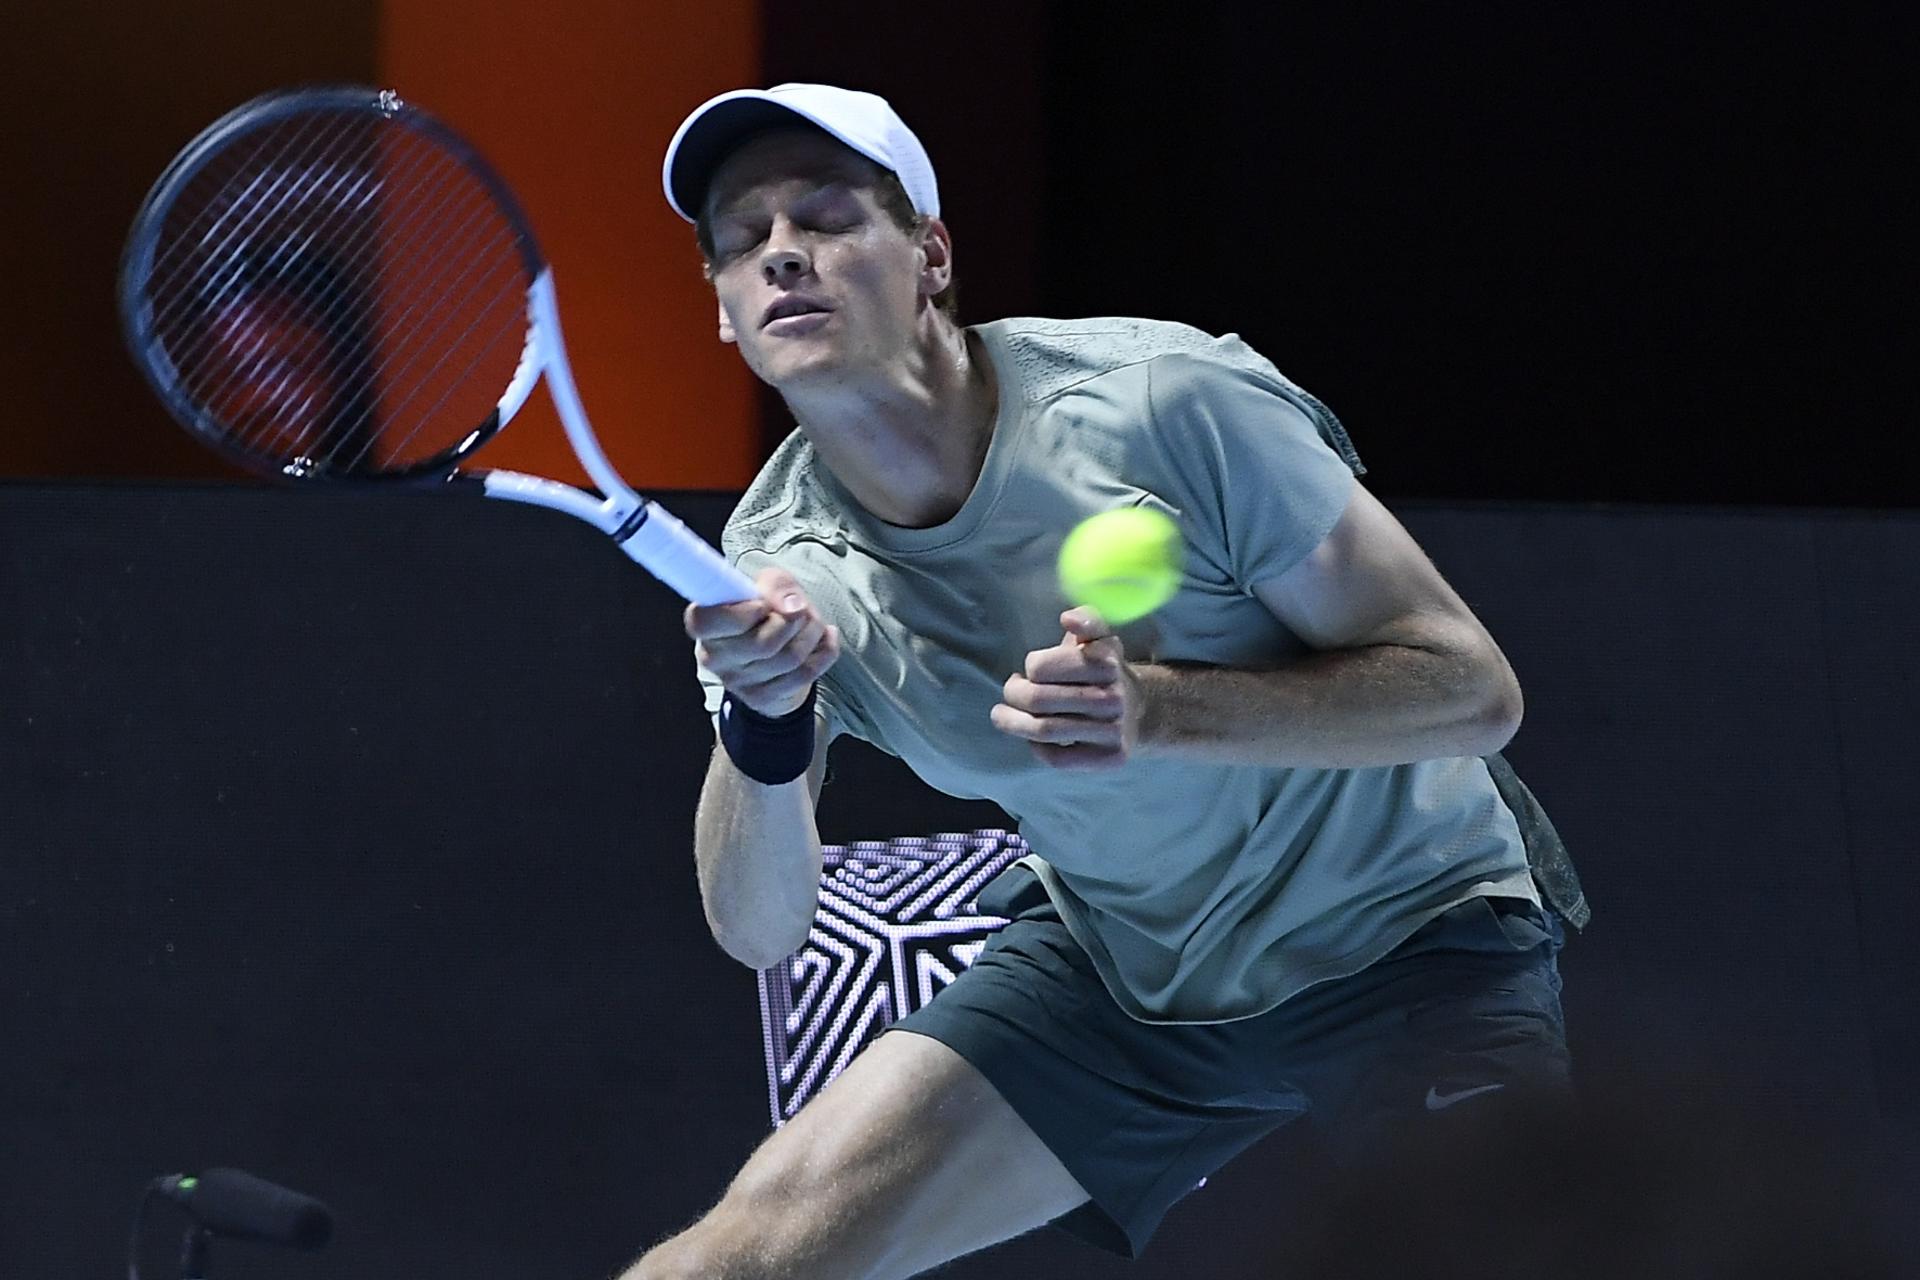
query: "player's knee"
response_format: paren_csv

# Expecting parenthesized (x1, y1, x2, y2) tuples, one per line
(622, 1190, 832, 1280)
(619, 1223, 745, 1280)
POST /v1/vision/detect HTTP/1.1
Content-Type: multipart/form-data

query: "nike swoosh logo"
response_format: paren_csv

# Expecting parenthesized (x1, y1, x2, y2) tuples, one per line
(1425, 1082, 1507, 1111)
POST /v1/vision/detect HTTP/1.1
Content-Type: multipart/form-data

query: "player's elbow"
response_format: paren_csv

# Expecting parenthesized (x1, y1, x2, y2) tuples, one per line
(704, 905, 811, 972)
(1477, 683, 1524, 754)
(713, 926, 806, 973)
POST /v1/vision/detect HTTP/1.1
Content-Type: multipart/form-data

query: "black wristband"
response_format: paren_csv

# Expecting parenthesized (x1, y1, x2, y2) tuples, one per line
(719, 686, 818, 785)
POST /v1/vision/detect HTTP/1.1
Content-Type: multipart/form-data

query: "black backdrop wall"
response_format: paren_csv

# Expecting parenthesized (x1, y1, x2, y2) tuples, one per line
(2, 486, 1914, 1276)
(4, 3, 1910, 1273)
(764, 2, 1909, 508)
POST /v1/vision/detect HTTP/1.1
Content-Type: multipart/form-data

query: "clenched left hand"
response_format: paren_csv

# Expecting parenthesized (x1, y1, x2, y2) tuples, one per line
(990, 608, 1147, 769)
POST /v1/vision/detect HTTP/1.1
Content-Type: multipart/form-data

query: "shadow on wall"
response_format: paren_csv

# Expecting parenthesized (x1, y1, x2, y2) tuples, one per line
(1271, 1068, 1911, 1279)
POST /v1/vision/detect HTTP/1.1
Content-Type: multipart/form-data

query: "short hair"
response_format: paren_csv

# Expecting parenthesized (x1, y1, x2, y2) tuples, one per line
(695, 149, 959, 322)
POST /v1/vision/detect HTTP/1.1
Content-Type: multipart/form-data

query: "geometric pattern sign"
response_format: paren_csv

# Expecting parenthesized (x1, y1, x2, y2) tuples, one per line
(756, 830, 1029, 1127)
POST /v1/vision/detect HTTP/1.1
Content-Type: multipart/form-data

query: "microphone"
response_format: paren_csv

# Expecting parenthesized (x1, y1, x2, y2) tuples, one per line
(154, 1168, 333, 1250)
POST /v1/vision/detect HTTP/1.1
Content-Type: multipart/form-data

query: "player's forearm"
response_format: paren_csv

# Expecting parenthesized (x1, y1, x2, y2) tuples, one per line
(1134, 643, 1522, 769)
(693, 751, 823, 970)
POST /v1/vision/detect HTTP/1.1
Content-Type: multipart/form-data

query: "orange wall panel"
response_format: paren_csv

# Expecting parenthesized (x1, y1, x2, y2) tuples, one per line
(378, 0, 760, 491)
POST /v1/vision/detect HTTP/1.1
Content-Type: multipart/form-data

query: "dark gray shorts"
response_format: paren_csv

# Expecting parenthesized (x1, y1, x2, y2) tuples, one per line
(889, 866, 1572, 1257)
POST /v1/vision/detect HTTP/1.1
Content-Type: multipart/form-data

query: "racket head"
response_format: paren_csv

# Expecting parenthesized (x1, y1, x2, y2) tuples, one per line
(119, 86, 548, 483)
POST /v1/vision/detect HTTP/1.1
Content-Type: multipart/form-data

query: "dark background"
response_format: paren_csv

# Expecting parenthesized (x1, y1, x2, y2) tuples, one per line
(4, 1, 1916, 1276)
(766, 1, 1911, 506)
(4, 489, 1915, 1276)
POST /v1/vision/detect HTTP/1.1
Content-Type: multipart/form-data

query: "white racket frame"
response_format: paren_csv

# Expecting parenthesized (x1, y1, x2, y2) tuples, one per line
(479, 269, 755, 606)
(121, 87, 755, 608)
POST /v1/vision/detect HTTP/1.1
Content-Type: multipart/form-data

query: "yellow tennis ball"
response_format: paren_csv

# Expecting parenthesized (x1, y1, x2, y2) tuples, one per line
(1057, 507, 1184, 625)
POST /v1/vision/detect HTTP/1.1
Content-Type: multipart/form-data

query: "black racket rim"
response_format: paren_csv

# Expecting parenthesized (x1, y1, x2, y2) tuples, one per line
(118, 85, 549, 485)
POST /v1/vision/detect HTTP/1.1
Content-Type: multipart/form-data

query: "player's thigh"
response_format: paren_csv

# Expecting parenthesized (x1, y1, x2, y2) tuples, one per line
(718, 1027, 1091, 1275)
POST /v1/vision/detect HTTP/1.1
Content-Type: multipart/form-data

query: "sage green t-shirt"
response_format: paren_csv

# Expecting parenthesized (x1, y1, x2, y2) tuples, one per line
(699, 316, 1537, 1023)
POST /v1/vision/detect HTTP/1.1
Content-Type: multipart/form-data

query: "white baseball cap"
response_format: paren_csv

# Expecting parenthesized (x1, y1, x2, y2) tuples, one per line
(662, 83, 940, 223)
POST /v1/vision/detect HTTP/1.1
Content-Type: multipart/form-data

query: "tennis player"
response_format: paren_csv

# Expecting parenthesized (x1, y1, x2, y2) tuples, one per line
(634, 83, 1587, 1279)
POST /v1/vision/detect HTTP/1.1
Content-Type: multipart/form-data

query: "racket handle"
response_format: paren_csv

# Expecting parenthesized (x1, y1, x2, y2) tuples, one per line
(618, 501, 758, 605)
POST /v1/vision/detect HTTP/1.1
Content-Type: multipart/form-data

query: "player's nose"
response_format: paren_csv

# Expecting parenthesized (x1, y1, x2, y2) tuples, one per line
(761, 245, 811, 282)
(760, 217, 812, 282)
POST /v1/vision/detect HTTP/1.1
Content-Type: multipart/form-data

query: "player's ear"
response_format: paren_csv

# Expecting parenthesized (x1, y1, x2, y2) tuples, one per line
(918, 217, 954, 299)
(717, 299, 737, 344)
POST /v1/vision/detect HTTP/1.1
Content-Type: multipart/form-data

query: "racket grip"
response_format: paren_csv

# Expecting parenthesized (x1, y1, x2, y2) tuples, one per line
(618, 501, 758, 605)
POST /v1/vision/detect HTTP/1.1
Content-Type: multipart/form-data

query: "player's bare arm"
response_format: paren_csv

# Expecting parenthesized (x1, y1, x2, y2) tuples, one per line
(687, 566, 840, 967)
(992, 482, 1523, 770)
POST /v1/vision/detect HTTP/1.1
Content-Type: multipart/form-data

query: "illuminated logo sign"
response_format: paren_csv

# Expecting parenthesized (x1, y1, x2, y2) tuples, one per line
(757, 830, 1028, 1126)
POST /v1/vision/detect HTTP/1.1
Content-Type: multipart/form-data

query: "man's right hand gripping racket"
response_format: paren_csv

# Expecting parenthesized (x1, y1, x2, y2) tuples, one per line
(118, 85, 755, 606)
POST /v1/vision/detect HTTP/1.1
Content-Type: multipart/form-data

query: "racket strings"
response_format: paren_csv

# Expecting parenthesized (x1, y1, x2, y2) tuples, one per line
(306, 188, 529, 467)
(138, 103, 536, 476)
(168, 227, 378, 437)
(166, 119, 491, 449)
(150, 113, 393, 459)
(163, 158, 380, 369)
(147, 107, 376, 336)
(334, 283, 530, 473)
(181, 137, 510, 463)
(224, 176, 521, 469)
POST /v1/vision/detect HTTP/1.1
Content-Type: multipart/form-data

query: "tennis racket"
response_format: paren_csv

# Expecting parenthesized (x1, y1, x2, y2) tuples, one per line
(118, 85, 755, 606)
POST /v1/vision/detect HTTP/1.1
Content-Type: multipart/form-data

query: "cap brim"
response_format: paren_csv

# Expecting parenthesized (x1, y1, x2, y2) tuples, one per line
(665, 97, 826, 223)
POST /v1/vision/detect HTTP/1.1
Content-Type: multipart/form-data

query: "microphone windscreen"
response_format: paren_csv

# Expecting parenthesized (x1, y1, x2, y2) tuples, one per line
(190, 1167, 334, 1250)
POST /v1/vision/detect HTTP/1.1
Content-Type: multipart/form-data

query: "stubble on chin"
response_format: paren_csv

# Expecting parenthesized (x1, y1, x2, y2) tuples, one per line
(750, 332, 855, 393)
